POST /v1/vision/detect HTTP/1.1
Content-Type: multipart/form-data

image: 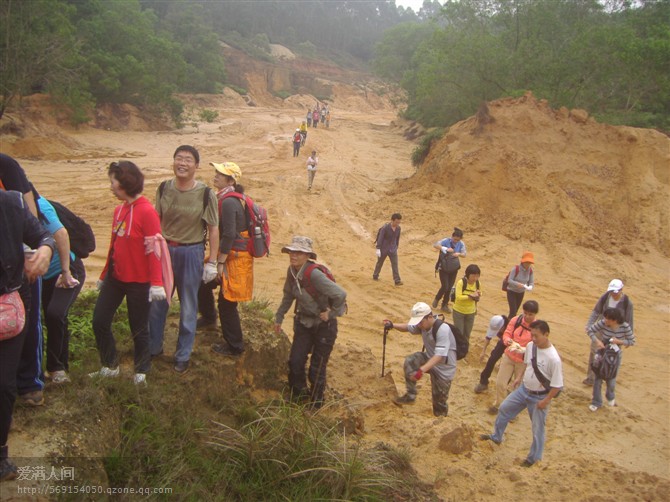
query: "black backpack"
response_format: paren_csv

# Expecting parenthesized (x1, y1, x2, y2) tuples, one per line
(591, 345, 620, 380)
(431, 318, 469, 360)
(450, 277, 480, 303)
(46, 200, 96, 259)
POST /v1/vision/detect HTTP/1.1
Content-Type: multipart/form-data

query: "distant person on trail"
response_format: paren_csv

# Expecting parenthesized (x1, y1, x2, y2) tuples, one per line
(383, 302, 457, 417)
(480, 320, 563, 468)
(274, 236, 347, 409)
(582, 279, 633, 386)
(432, 227, 466, 313)
(451, 263, 482, 344)
(373, 213, 402, 286)
(293, 129, 302, 157)
(90, 161, 166, 386)
(312, 109, 319, 129)
(306, 150, 318, 190)
(474, 315, 509, 394)
(299, 121, 307, 146)
(325, 110, 331, 128)
(587, 307, 634, 412)
(306, 109, 312, 127)
(504, 251, 535, 318)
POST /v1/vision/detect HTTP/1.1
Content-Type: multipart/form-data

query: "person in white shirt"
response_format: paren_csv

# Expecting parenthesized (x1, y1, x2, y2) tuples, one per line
(306, 151, 318, 190)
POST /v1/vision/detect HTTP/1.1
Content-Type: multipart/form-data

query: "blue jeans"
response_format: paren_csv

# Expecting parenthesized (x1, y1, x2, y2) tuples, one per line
(591, 351, 622, 408)
(149, 243, 204, 363)
(491, 384, 550, 464)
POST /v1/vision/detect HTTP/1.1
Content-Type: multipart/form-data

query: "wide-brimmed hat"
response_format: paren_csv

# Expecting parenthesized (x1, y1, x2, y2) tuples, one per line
(521, 251, 535, 264)
(281, 236, 317, 259)
(407, 302, 432, 326)
(210, 162, 242, 181)
(607, 279, 624, 293)
(486, 315, 506, 339)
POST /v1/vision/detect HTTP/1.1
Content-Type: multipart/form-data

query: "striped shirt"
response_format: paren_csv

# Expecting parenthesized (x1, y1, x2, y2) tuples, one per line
(587, 319, 635, 347)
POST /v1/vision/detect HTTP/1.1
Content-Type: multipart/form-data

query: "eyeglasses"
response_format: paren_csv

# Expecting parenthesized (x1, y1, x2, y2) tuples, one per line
(174, 156, 196, 164)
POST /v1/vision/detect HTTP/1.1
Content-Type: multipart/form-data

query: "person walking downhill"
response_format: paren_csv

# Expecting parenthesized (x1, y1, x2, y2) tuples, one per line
(480, 320, 563, 467)
(90, 161, 166, 385)
(504, 251, 535, 318)
(292, 129, 302, 157)
(149, 145, 220, 375)
(274, 236, 347, 409)
(312, 108, 319, 129)
(432, 227, 466, 313)
(383, 302, 457, 417)
(306, 109, 312, 127)
(306, 150, 318, 190)
(451, 264, 482, 344)
(373, 213, 403, 286)
(583, 279, 633, 386)
(209, 162, 253, 357)
(474, 315, 509, 394)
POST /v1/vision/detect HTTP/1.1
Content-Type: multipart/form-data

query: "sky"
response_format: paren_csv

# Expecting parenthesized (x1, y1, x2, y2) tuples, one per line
(395, 0, 434, 12)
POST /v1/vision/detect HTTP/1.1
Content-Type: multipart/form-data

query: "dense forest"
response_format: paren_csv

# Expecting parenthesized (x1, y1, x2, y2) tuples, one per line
(1, 0, 668, 130)
(375, 0, 670, 129)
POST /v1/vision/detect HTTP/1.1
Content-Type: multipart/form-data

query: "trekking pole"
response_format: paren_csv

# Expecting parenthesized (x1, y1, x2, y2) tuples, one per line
(381, 325, 390, 377)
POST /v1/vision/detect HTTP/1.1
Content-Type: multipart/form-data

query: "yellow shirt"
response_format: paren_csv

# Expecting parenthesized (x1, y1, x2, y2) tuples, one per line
(453, 278, 480, 315)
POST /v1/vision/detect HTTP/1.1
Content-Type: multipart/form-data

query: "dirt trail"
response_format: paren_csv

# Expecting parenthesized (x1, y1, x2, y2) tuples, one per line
(1, 89, 669, 500)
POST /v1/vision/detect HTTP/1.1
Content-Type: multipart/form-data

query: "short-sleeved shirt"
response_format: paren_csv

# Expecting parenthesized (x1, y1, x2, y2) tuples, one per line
(522, 341, 563, 392)
(408, 321, 457, 381)
(155, 179, 218, 243)
(438, 237, 467, 256)
(37, 198, 76, 280)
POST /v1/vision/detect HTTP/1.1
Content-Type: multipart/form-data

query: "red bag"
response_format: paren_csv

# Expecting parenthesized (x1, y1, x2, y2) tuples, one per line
(0, 291, 26, 340)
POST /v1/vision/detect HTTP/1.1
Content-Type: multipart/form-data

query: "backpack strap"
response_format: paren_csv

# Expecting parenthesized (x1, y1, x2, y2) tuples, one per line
(531, 344, 551, 391)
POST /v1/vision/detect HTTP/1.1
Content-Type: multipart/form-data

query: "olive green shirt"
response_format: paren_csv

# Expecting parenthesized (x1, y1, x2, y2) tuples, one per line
(155, 179, 218, 243)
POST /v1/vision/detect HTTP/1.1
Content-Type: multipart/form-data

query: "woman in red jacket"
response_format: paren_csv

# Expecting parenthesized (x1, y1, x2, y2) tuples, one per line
(90, 161, 165, 385)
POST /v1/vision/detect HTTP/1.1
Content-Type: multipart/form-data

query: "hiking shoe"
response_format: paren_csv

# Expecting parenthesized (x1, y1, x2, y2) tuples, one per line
(211, 343, 244, 357)
(487, 406, 498, 415)
(50, 370, 70, 384)
(479, 434, 501, 445)
(20, 390, 44, 407)
(372, 275, 379, 281)
(173, 361, 189, 375)
(432, 299, 439, 309)
(582, 378, 594, 386)
(0, 458, 18, 481)
(395, 281, 403, 286)
(474, 383, 488, 394)
(521, 459, 535, 468)
(608, 399, 616, 407)
(196, 317, 216, 329)
(89, 366, 120, 379)
(133, 373, 147, 386)
(588, 404, 599, 412)
(393, 394, 416, 406)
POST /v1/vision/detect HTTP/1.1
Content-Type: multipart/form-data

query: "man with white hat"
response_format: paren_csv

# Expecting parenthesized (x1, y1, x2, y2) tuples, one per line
(583, 279, 634, 385)
(474, 314, 508, 394)
(383, 302, 457, 417)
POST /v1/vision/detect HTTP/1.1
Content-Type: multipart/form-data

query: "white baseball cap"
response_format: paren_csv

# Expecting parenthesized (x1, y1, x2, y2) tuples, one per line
(407, 302, 432, 325)
(486, 315, 506, 339)
(607, 279, 624, 293)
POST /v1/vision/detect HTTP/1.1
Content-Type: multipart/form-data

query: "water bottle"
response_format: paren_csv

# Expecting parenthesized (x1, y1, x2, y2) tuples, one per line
(252, 226, 265, 257)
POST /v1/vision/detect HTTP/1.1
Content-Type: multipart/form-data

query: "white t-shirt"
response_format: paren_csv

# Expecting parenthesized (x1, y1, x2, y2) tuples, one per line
(306, 156, 318, 171)
(522, 342, 563, 392)
(408, 321, 457, 381)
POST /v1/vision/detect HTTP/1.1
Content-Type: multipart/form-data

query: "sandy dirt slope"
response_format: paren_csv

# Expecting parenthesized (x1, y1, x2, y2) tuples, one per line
(1, 86, 669, 500)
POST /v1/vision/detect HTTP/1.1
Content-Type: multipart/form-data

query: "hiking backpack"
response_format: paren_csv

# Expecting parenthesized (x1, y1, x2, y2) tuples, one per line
(431, 318, 469, 360)
(297, 261, 346, 313)
(450, 277, 480, 303)
(46, 200, 96, 259)
(221, 191, 271, 258)
(591, 344, 620, 380)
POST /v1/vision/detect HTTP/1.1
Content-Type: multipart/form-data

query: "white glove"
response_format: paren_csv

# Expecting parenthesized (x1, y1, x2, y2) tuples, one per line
(96, 280, 104, 291)
(149, 286, 167, 302)
(441, 246, 448, 254)
(524, 284, 534, 291)
(202, 262, 218, 283)
(375, 249, 381, 258)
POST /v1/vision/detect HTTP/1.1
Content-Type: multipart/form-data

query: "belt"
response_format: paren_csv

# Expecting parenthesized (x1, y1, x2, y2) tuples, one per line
(526, 388, 549, 396)
(166, 241, 202, 247)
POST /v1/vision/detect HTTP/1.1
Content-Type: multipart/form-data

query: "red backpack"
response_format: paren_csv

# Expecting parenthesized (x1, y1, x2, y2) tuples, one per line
(298, 261, 347, 314)
(221, 192, 271, 258)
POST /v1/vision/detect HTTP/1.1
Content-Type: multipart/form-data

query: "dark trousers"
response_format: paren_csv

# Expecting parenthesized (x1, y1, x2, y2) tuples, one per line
(288, 317, 337, 406)
(434, 269, 459, 307)
(218, 294, 244, 353)
(17, 278, 42, 395)
(0, 281, 30, 446)
(479, 338, 506, 386)
(293, 142, 301, 157)
(507, 290, 525, 318)
(92, 276, 151, 373)
(198, 280, 218, 321)
(41, 259, 85, 373)
(373, 252, 400, 283)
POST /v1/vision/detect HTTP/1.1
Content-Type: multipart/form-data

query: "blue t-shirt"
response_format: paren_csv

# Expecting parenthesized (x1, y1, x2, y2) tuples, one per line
(439, 237, 467, 256)
(37, 198, 75, 280)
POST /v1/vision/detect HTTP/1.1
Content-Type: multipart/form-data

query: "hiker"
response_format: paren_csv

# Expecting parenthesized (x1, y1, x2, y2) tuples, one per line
(36, 196, 86, 384)
(451, 264, 482, 343)
(432, 227, 466, 313)
(1, 155, 45, 407)
(504, 251, 535, 318)
(306, 150, 318, 190)
(480, 320, 563, 467)
(292, 129, 302, 157)
(90, 161, 166, 385)
(274, 236, 347, 409)
(209, 162, 252, 357)
(325, 109, 331, 128)
(383, 302, 456, 417)
(583, 279, 634, 386)
(0, 189, 54, 482)
(299, 121, 307, 146)
(149, 145, 220, 375)
(587, 307, 634, 411)
(373, 213, 403, 286)
(312, 108, 319, 128)
(490, 300, 539, 414)
(474, 315, 509, 394)
(306, 109, 312, 127)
